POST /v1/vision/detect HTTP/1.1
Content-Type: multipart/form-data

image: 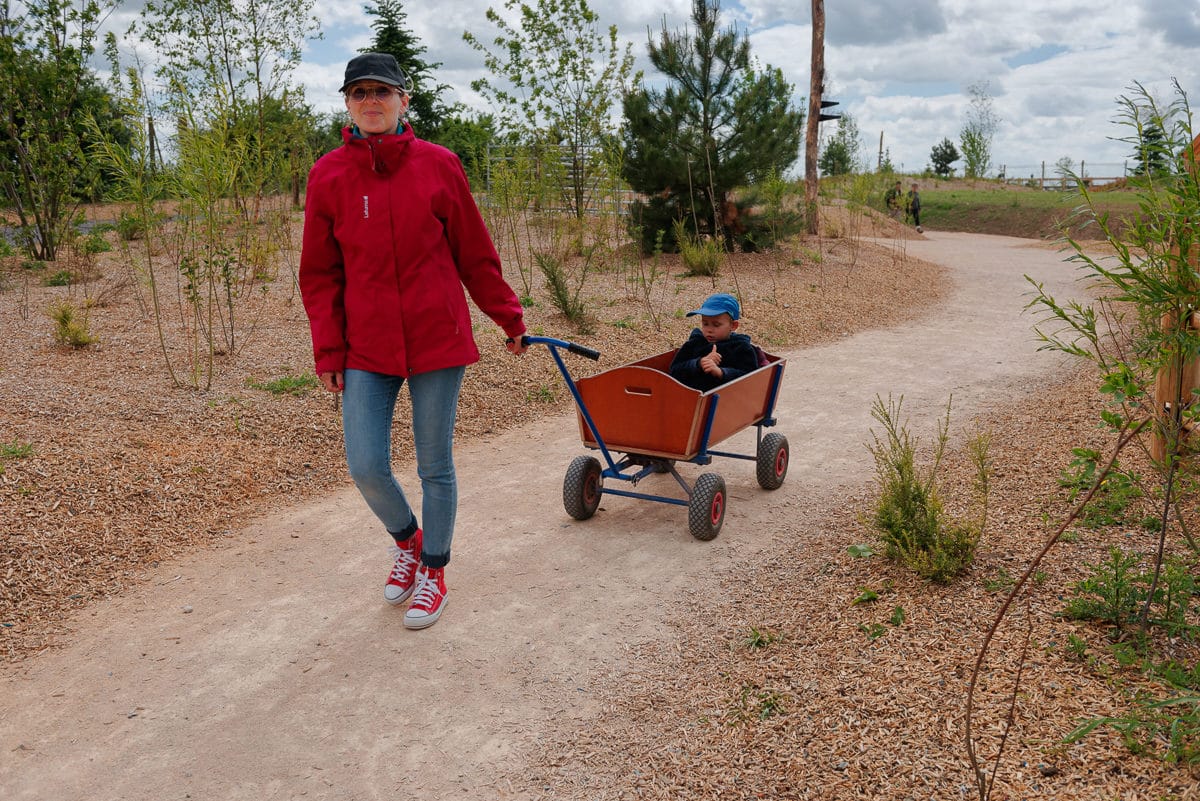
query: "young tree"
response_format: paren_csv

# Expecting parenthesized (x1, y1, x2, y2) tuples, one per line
(0, 0, 119, 260)
(621, 0, 803, 253)
(463, 0, 636, 217)
(1132, 120, 1171, 178)
(959, 80, 999, 179)
(434, 111, 498, 187)
(134, 0, 321, 205)
(878, 148, 895, 175)
(818, 111, 862, 176)
(363, 0, 453, 136)
(929, 137, 959, 177)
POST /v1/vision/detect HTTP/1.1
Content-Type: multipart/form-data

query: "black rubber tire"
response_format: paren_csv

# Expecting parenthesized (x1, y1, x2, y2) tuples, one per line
(756, 432, 789, 490)
(563, 455, 603, 520)
(688, 472, 726, 541)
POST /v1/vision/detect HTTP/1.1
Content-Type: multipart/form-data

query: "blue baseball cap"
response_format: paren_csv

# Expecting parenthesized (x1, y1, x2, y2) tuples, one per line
(687, 292, 740, 321)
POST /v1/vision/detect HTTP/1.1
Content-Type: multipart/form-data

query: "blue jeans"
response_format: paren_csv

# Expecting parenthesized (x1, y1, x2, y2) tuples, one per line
(342, 366, 465, 568)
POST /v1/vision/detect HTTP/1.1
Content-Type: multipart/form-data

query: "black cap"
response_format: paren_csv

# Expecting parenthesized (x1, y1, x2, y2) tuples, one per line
(340, 53, 409, 93)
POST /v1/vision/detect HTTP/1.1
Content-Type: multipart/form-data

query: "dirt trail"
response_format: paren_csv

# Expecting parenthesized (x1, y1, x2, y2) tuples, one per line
(0, 233, 1083, 800)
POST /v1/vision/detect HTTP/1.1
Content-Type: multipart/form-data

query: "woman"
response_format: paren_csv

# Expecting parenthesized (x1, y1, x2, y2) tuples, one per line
(299, 52, 528, 630)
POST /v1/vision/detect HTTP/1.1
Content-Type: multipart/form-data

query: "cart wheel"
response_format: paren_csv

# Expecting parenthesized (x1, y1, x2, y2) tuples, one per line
(564, 455, 603, 520)
(688, 472, 726, 541)
(756, 432, 789, 490)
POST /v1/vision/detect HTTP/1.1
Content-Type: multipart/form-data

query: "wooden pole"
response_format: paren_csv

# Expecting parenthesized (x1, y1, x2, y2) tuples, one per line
(1151, 133, 1200, 463)
(804, 0, 824, 236)
(147, 116, 159, 173)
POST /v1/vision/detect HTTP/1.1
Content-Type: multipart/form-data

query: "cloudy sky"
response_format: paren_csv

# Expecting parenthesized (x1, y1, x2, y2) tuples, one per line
(127, 0, 1200, 179)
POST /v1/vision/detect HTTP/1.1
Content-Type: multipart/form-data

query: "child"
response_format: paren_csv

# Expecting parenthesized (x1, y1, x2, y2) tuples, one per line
(906, 182, 923, 232)
(885, 180, 903, 219)
(669, 293, 760, 392)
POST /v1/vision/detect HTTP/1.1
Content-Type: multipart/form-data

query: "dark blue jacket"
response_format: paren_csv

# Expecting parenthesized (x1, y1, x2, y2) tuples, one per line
(668, 329, 759, 392)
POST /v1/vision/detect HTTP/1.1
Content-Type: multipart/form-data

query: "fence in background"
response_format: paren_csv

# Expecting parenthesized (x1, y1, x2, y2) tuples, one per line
(480, 142, 641, 216)
(996, 161, 1128, 189)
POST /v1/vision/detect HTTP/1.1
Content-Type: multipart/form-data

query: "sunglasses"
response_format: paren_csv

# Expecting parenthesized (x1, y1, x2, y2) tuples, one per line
(346, 86, 400, 103)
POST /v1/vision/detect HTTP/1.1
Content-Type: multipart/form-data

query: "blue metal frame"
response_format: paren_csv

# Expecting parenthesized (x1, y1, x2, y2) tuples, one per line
(526, 335, 782, 509)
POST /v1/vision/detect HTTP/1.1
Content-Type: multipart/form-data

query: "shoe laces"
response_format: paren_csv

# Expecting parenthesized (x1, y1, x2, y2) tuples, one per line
(388, 544, 419, 582)
(410, 570, 444, 611)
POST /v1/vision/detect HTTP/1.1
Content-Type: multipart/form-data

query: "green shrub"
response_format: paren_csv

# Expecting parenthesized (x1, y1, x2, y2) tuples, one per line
(1064, 548, 1198, 638)
(81, 230, 111, 254)
(116, 210, 150, 241)
(1058, 447, 1143, 528)
(1065, 695, 1200, 766)
(866, 395, 986, 582)
(1063, 547, 1145, 628)
(48, 302, 98, 348)
(44, 270, 74, 287)
(673, 219, 722, 276)
(537, 251, 588, 325)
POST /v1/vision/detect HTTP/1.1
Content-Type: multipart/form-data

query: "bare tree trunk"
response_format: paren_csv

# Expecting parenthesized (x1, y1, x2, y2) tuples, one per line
(804, 0, 824, 236)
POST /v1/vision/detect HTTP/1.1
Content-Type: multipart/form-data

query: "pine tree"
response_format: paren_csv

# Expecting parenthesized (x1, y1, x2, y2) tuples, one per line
(1132, 121, 1170, 178)
(819, 112, 862, 176)
(363, 0, 453, 135)
(929, 137, 959, 177)
(620, 0, 803, 253)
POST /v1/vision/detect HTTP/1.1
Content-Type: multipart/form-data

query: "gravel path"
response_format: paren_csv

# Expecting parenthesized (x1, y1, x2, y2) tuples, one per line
(0, 232, 1086, 800)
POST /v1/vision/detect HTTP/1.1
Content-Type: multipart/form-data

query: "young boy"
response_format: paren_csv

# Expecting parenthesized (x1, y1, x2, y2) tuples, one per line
(669, 292, 760, 392)
(906, 182, 923, 232)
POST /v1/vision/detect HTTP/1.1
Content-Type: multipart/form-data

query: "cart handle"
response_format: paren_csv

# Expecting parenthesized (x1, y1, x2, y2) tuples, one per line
(516, 335, 601, 361)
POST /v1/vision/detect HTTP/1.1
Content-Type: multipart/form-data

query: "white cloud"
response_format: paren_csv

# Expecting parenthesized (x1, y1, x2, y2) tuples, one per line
(826, 0, 947, 46)
(1138, 0, 1200, 48)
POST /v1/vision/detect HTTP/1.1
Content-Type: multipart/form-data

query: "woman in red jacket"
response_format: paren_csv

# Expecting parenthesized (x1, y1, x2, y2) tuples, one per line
(300, 52, 527, 630)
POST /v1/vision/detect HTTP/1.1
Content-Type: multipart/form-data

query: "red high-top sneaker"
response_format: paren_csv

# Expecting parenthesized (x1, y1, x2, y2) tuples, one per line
(384, 529, 423, 606)
(404, 565, 447, 629)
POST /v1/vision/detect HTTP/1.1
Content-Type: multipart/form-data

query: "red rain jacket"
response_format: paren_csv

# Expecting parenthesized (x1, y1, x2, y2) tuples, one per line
(300, 126, 524, 378)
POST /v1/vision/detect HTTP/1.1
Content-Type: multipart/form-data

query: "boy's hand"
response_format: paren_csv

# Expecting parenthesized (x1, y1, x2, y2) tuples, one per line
(700, 344, 723, 377)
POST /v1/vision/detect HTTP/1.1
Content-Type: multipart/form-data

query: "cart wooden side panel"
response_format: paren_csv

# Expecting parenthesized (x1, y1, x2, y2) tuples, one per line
(574, 349, 786, 460)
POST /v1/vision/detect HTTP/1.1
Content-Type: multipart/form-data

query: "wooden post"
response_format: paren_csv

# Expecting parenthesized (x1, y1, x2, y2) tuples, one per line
(803, 0, 824, 236)
(1151, 133, 1200, 462)
(147, 116, 159, 173)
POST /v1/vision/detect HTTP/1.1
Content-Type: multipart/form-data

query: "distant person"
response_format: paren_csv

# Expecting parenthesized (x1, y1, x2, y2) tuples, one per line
(299, 52, 529, 630)
(669, 293, 760, 392)
(906, 182, 923, 232)
(884, 180, 903, 220)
